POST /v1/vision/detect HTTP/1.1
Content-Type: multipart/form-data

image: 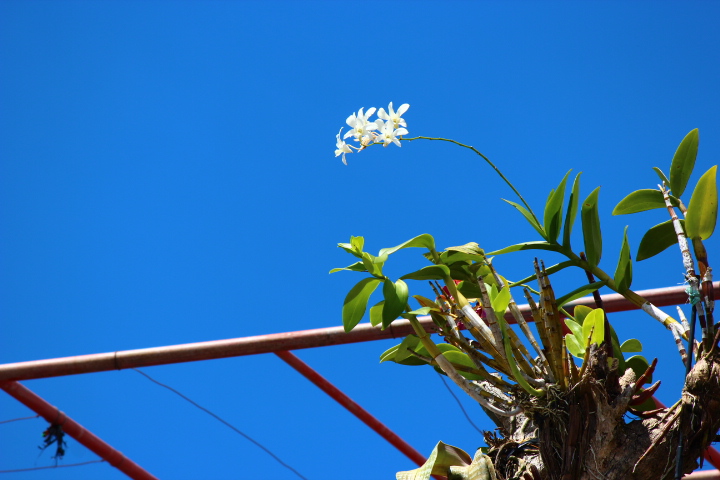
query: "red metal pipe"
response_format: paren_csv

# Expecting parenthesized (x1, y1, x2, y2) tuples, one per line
(687, 470, 720, 479)
(0, 380, 158, 480)
(275, 351, 429, 468)
(1, 283, 715, 383)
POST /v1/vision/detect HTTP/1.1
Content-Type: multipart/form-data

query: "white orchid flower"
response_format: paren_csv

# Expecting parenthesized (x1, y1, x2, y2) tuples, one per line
(344, 107, 378, 142)
(377, 102, 410, 129)
(335, 128, 353, 165)
(377, 120, 408, 147)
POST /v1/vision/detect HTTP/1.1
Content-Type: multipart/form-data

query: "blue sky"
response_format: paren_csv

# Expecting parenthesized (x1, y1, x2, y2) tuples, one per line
(1, 1, 719, 479)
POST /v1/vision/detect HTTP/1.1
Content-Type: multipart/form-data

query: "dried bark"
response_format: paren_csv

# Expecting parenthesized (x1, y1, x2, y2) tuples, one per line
(485, 345, 720, 480)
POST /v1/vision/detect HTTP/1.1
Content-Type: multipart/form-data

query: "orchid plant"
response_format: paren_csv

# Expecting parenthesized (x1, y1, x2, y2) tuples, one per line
(331, 104, 718, 480)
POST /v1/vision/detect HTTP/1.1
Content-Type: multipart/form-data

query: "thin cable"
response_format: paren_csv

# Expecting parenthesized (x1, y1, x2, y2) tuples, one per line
(132, 368, 309, 480)
(0, 414, 40, 425)
(437, 372, 483, 434)
(0, 459, 105, 473)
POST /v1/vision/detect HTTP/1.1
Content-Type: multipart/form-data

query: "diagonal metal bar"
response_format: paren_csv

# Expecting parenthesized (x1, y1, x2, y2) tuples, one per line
(275, 351, 428, 468)
(1, 283, 716, 383)
(0, 380, 158, 480)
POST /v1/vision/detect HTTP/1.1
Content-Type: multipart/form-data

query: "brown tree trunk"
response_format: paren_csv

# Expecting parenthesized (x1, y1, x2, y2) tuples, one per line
(487, 346, 720, 480)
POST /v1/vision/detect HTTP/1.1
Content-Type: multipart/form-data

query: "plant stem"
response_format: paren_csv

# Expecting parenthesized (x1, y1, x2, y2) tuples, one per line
(402, 136, 539, 225)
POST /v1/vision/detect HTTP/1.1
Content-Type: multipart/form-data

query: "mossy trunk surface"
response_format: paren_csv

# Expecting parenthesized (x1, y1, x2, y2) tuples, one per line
(487, 346, 720, 480)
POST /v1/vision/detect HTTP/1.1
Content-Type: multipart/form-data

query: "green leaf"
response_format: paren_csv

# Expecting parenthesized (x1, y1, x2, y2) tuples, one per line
(400, 264, 451, 281)
(396, 442, 472, 480)
(573, 305, 593, 325)
(443, 242, 484, 255)
(350, 235, 365, 252)
(544, 170, 571, 242)
(565, 333, 586, 358)
(369, 300, 384, 327)
(403, 307, 433, 316)
(621, 339, 643, 353)
(582, 308, 605, 346)
(342, 277, 381, 332)
(487, 241, 562, 256)
(491, 286, 511, 320)
(503, 198, 547, 239)
(564, 318, 584, 339)
(612, 189, 680, 215)
(636, 219, 683, 261)
(626, 355, 652, 383)
(382, 279, 409, 329)
(613, 226, 633, 293)
(685, 165, 718, 240)
(440, 350, 484, 380)
(581, 187, 602, 266)
(379, 341, 427, 366)
(669, 128, 699, 197)
(652, 167, 670, 188)
(563, 172, 582, 248)
(329, 261, 367, 274)
(360, 252, 386, 277)
(379, 234, 436, 257)
(439, 251, 486, 264)
(457, 280, 482, 299)
(510, 260, 575, 287)
(394, 334, 423, 362)
(556, 281, 606, 307)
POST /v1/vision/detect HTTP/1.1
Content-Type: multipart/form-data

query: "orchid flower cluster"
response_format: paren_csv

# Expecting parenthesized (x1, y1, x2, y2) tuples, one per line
(334, 102, 410, 165)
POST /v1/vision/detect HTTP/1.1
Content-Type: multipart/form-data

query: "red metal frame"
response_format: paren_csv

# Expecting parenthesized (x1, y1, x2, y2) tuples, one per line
(2, 282, 719, 479)
(0, 380, 158, 480)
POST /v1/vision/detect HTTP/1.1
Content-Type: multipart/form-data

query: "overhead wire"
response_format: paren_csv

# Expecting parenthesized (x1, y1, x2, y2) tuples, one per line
(132, 368, 310, 480)
(437, 372, 484, 435)
(0, 459, 105, 474)
(0, 414, 40, 425)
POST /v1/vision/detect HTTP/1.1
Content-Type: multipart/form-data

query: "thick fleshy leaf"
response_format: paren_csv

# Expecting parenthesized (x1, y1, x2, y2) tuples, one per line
(556, 281, 606, 306)
(544, 170, 572, 242)
(444, 242, 484, 255)
(612, 189, 680, 215)
(503, 199, 546, 239)
(613, 226, 633, 293)
(350, 235, 365, 252)
(581, 187, 602, 266)
(457, 280, 482, 299)
(636, 219, 683, 261)
(369, 300, 384, 327)
(413, 295, 441, 310)
(565, 333, 586, 358)
(361, 252, 386, 277)
(563, 172, 582, 248)
(582, 308, 605, 346)
(329, 261, 367, 274)
(342, 277, 381, 332)
(573, 305, 593, 325)
(487, 241, 561, 256)
(382, 279, 409, 329)
(685, 165, 718, 240)
(400, 264, 451, 281)
(669, 128, 699, 197)
(652, 167, 671, 188)
(440, 350, 484, 380)
(626, 355, 652, 383)
(379, 341, 427, 366)
(394, 334, 423, 362)
(379, 234, 436, 257)
(621, 338, 643, 353)
(396, 442, 472, 480)
(491, 286, 511, 320)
